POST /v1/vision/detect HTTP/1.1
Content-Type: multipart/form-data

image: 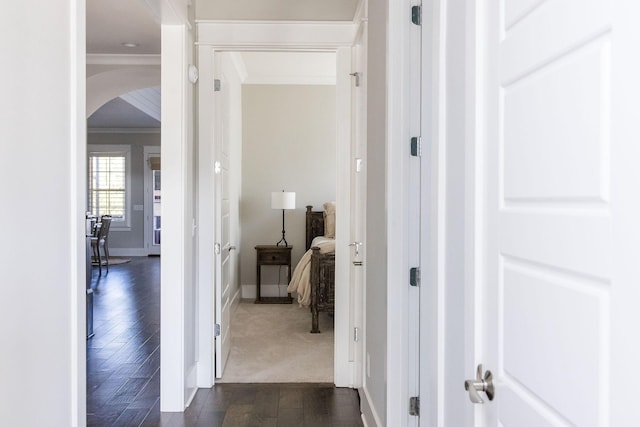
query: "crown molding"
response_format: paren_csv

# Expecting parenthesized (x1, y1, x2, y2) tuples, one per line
(87, 54, 161, 66)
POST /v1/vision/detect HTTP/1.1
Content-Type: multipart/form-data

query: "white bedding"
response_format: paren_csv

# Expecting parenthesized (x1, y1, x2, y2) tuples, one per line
(287, 238, 335, 307)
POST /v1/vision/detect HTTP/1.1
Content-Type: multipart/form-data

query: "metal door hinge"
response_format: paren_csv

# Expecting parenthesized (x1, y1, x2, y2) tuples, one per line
(214, 79, 221, 92)
(215, 323, 221, 337)
(409, 396, 420, 416)
(410, 136, 422, 157)
(410, 267, 420, 287)
(354, 327, 359, 342)
(411, 5, 422, 26)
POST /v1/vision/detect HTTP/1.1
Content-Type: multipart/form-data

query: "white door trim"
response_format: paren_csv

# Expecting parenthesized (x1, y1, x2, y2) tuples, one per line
(160, 22, 198, 411)
(334, 46, 354, 387)
(196, 22, 362, 388)
(385, 0, 421, 423)
(418, 0, 448, 425)
(71, 0, 87, 424)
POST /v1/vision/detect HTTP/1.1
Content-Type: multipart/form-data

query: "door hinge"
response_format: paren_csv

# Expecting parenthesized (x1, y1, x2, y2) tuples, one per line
(410, 136, 422, 157)
(215, 323, 221, 337)
(410, 267, 420, 287)
(411, 5, 422, 26)
(214, 79, 221, 92)
(409, 396, 420, 416)
(350, 72, 361, 87)
(354, 327, 359, 342)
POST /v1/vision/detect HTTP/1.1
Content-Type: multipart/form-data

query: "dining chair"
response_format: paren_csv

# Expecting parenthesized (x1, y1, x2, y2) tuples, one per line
(91, 215, 112, 276)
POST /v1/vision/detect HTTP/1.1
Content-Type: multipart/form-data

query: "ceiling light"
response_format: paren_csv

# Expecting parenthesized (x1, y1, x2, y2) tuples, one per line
(122, 42, 139, 48)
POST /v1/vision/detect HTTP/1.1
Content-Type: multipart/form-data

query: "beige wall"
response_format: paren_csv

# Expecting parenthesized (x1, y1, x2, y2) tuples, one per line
(240, 84, 336, 296)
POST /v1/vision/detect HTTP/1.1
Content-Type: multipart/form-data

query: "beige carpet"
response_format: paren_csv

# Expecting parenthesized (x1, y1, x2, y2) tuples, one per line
(217, 300, 334, 383)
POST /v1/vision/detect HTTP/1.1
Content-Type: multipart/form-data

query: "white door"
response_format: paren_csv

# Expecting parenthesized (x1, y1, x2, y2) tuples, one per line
(214, 54, 232, 378)
(470, 1, 640, 425)
(349, 41, 366, 387)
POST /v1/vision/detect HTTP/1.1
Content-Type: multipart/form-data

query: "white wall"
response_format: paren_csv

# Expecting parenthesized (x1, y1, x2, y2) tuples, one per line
(160, 22, 198, 411)
(0, 1, 85, 426)
(240, 84, 336, 297)
(87, 133, 161, 254)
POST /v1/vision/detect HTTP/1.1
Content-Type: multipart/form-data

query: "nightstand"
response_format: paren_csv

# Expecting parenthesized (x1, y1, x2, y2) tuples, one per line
(255, 245, 293, 304)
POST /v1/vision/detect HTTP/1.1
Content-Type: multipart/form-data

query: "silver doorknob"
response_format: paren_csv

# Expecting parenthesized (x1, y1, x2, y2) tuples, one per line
(464, 364, 494, 404)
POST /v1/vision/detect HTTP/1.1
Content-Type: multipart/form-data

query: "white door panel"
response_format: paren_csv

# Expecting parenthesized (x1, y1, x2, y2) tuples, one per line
(215, 54, 232, 378)
(474, 1, 626, 426)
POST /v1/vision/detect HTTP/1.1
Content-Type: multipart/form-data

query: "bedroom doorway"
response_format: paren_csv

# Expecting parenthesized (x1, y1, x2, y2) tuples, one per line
(197, 23, 365, 388)
(220, 50, 339, 383)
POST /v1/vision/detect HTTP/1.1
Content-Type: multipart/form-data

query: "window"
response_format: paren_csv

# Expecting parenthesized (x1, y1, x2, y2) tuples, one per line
(88, 145, 131, 228)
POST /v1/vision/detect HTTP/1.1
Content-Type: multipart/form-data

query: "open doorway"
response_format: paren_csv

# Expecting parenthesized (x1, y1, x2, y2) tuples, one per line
(218, 51, 338, 383)
(197, 39, 366, 387)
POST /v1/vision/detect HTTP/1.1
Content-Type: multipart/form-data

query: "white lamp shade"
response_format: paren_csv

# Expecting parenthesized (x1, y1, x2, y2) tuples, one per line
(271, 191, 296, 210)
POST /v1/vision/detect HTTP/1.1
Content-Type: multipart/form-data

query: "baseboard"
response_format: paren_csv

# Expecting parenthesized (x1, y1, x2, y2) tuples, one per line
(360, 386, 383, 427)
(241, 284, 291, 300)
(109, 248, 148, 257)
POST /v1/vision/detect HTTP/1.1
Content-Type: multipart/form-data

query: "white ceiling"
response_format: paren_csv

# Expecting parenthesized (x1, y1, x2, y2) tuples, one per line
(87, 0, 354, 129)
(86, 0, 160, 55)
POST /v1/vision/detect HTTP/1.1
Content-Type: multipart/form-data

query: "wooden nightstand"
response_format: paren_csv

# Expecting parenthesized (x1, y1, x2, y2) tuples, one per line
(255, 245, 293, 304)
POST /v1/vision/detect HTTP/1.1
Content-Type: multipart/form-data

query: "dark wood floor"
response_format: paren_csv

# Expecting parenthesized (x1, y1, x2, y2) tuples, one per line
(87, 256, 363, 426)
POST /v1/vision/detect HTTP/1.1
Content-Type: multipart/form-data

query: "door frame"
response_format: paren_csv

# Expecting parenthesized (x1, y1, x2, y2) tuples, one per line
(143, 146, 161, 256)
(412, 0, 461, 424)
(195, 20, 364, 388)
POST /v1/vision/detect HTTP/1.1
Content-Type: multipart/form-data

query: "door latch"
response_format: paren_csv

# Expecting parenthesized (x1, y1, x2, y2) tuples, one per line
(464, 364, 495, 404)
(348, 241, 363, 256)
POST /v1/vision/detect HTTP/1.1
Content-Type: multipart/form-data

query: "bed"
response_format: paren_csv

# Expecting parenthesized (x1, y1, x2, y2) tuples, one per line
(287, 204, 336, 333)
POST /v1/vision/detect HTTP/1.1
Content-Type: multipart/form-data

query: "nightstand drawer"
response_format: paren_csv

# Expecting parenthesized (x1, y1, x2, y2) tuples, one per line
(257, 251, 289, 264)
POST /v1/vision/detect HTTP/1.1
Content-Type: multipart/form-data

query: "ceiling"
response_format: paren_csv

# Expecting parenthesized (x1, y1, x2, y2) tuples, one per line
(87, 0, 357, 130)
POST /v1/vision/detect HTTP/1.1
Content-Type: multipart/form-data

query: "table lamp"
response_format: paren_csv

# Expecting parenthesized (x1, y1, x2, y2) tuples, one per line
(271, 190, 296, 246)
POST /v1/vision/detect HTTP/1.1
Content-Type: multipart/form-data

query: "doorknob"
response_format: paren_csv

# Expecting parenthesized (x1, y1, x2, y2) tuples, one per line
(464, 364, 494, 404)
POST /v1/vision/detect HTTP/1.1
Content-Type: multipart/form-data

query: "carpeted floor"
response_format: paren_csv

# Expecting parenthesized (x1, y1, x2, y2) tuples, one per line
(218, 300, 334, 383)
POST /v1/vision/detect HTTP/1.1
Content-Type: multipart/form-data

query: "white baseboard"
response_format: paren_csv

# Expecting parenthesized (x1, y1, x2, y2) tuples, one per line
(241, 284, 291, 300)
(360, 386, 383, 427)
(109, 248, 148, 257)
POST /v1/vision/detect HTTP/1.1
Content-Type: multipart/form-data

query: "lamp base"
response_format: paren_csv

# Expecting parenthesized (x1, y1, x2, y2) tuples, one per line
(276, 209, 288, 246)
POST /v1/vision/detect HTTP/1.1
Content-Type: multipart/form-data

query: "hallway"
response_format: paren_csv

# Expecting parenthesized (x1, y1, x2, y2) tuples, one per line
(87, 257, 161, 425)
(86, 257, 362, 426)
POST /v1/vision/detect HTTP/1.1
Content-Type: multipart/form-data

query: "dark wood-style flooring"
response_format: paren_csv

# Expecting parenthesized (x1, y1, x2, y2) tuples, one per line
(87, 256, 363, 426)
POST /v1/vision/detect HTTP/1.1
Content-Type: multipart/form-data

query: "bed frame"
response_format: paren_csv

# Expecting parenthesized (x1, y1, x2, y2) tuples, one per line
(306, 205, 336, 333)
